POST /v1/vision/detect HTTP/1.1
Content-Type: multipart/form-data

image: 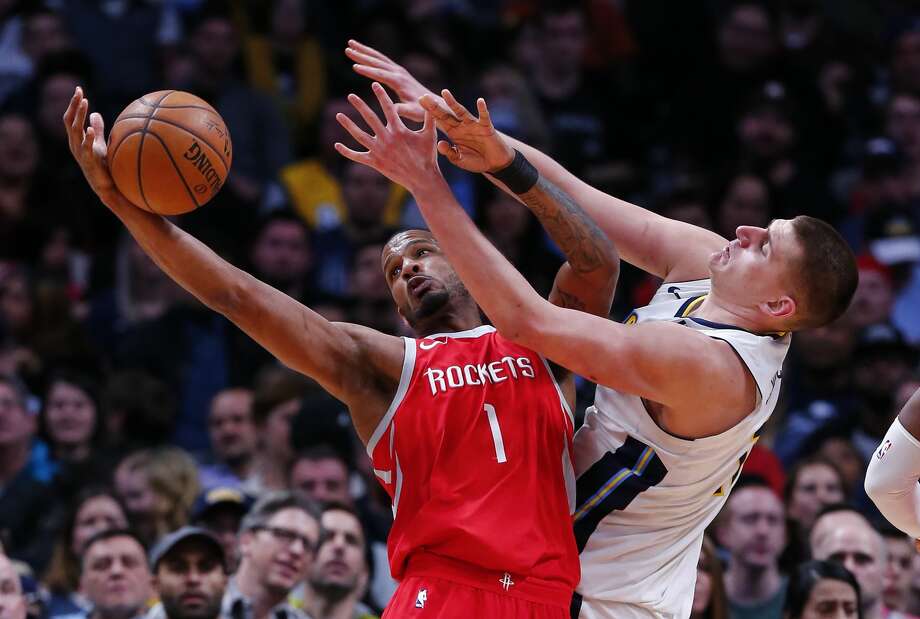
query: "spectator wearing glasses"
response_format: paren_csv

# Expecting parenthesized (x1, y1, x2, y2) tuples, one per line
(223, 492, 319, 619)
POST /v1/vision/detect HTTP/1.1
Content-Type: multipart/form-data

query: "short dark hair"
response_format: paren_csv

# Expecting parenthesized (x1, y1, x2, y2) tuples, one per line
(239, 491, 320, 534)
(788, 216, 858, 329)
(783, 456, 846, 504)
(80, 529, 147, 568)
(784, 560, 864, 619)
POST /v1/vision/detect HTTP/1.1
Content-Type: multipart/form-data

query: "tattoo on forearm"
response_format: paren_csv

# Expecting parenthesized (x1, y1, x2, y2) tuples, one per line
(520, 177, 613, 274)
(553, 288, 587, 311)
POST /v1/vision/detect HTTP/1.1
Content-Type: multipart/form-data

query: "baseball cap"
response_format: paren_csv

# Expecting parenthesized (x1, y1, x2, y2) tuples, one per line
(149, 526, 225, 571)
(865, 208, 920, 265)
(855, 322, 917, 361)
(191, 486, 254, 523)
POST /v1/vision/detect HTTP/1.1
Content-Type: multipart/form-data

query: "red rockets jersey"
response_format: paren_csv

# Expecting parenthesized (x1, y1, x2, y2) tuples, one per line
(368, 325, 579, 592)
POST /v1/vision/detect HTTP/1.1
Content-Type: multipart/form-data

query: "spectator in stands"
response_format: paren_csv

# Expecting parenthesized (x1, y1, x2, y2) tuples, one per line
(0, 553, 27, 619)
(715, 478, 788, 618)
(302, 504, 376, 619)
(811, 509, 888, 619)
(114, 448, 200, 547)
(845, 255, 896, 331)
(101, 371, 176, 452)
(250, 369, 315, 494)
(289, 446, 351, 506)
(346, 241, 403, 335)
(199, 388, 257, 492)
(784, 559, 862, 619)
(0, 111, 46, 263)
(224, 492, 318, 619)
(691, 535, 728, 619)
(882, 527, 917, 616)
(43, 487, 128, 619)
(248, 212, 312, 305)
(0, 375, 51, 571)
(190, 487, 253, 573)
(782, 457, 846, 570)
(713, 173, 773, 241)
(79, 530, 153, 619)
(147, 527, 228, 619)
(891, 22, 920, 98)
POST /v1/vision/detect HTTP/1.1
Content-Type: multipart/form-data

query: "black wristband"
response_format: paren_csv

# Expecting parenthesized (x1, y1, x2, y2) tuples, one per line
(490, 149, 539, 194)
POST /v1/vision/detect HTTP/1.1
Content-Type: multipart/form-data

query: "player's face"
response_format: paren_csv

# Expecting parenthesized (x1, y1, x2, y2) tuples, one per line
(801, 578, 859, 619)
(241, 508, 318, 595)
(381, 231, 469, 330)
(709, 219, 801, 323)
(311, 510, 366, 593)
(883, 536, 913, 611)
(788, 464, 844, 530)
(156, 541, 227, 619)
(72, 495, 128, 557)
(722, 487, 785, 568)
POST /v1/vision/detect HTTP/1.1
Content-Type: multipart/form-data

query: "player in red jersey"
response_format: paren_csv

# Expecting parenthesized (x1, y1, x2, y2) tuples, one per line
(63, 87, 619, 617)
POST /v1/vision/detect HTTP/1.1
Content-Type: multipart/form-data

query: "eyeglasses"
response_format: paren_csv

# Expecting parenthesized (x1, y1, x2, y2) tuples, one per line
(252, 526, 315, 552)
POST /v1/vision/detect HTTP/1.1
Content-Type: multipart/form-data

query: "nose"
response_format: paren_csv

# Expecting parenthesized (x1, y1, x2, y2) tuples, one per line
(400, 259, 422, 279)
(735, 225, 765, 247)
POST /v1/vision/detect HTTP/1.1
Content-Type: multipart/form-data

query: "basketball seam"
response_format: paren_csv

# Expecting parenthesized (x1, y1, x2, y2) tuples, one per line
(128, 114, 230, 171)
(108, 129, 143, 170)
(137, 91, 174, 215)
(146, 131, 201, 212)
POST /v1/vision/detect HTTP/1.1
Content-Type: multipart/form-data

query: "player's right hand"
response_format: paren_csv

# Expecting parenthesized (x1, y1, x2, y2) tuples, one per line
(62, 86, 118, 203)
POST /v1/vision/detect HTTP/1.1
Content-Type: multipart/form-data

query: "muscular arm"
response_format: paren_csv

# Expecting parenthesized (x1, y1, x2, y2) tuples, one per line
(865, 388, 920, 540)
(517, 176, 618, 316)
(105, 196, 403, 442)
(499, 134, 727, 282)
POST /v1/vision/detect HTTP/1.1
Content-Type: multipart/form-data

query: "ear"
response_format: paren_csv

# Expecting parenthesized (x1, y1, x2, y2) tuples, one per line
(760, 295, 796, 320)
(238, 531, 253, 558)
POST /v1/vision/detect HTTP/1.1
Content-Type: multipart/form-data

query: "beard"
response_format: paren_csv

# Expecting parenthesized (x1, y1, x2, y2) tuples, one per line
(310, 575, 357, 604)
(406, 272, 472, 328)
(160, 594, 223, 619)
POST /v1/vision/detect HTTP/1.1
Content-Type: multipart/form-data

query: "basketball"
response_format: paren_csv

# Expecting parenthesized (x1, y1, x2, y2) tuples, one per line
(107, 90, 232, 216)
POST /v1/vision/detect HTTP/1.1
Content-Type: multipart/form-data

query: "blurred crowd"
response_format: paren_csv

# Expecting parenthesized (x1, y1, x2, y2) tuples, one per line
(0, 0, 920, 618)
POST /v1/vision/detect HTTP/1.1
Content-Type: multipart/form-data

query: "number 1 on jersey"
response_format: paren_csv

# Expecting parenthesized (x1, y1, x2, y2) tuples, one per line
(484, 403, 507, 463)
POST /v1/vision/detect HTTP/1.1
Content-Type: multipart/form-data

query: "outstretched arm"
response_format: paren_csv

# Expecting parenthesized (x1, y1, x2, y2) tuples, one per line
(865, 388, 920, 542)
(63, 87, 402, 443)
(335, 85, 755, 436)
(346, 40, 728, 282)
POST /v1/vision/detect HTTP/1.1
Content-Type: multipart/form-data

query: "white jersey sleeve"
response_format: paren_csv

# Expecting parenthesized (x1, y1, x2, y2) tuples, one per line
(574, 279, 791, 619)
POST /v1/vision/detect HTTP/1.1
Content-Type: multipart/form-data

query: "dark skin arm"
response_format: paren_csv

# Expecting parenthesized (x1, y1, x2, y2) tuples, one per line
(63, 87, 402, 444)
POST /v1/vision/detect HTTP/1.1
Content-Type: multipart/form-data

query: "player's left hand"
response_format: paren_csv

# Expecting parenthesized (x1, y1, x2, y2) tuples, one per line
(335, 82, 441, 194)
(419, 89, 515, 174)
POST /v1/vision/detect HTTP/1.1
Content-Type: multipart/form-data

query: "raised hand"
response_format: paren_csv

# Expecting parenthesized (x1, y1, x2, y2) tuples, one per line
(62, 86, 118, 202)
(346, 40, 431, 122)
(421, 89, 515, 174)
(334, 82, 441, 194)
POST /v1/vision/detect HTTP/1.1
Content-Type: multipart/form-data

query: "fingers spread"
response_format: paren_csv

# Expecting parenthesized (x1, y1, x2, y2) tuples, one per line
(334, 142, 372, 165)
(441, 89, 474, 121)
(371, 82, 400, 128)
(347, 93, 385, 136)
(335, 112, 375, 150)
(347, 40, 394, 63)
(476, 98, 492, 127)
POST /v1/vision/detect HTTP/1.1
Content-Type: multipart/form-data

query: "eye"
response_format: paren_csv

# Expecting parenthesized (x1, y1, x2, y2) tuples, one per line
(390, 265, 401, 279)
(416, 248, 429, 257)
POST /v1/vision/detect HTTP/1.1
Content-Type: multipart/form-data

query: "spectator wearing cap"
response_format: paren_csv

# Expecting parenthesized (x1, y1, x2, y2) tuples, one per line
(79, 529, 153, 619)
(0, 553, 27, 619)
(845, 254, 896, 330)
(199, 389, 257, 493)
(145, 527, 227, 619)
(863, 209, 920, 342)
(190, 488, 253, 572)
(714, 477, 788, 619)
(223, 492, 318, 619)
(300, 504, 376, 619)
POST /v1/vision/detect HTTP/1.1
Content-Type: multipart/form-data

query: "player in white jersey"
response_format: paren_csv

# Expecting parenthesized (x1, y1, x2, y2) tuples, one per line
(341, 43, 858, 619)
(865, 387, 920, 544)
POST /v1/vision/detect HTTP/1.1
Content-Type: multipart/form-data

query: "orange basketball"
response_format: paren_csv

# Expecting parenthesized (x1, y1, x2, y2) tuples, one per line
(107, 90, 232, 216)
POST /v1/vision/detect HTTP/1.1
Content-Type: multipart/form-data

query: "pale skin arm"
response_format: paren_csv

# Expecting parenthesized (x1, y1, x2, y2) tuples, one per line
(902, 389, 920, 551)
(62, 87, 402, 443)
(335, 84, 755, 437)
(346, 39, 729, 282)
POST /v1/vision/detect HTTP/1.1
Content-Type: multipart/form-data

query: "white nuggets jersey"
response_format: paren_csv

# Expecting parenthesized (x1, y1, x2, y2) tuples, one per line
(574, 279, 790, 619)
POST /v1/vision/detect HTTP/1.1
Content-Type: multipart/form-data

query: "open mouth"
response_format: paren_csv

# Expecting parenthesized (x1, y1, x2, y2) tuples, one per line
(408, 275, 432, 298)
